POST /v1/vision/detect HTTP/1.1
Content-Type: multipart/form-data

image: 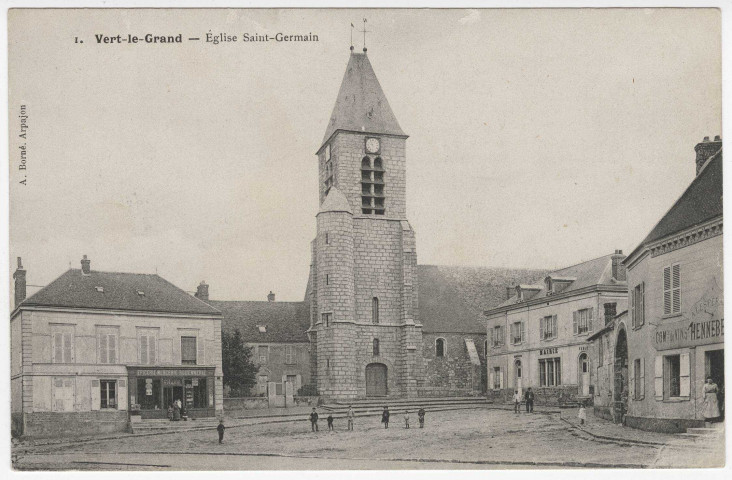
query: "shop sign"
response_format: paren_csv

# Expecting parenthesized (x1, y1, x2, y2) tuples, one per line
(135, 369, 210, 377)
(539, 347, 558, 356)
(163, 378, 184, 386)
(654, 279, 724, 350)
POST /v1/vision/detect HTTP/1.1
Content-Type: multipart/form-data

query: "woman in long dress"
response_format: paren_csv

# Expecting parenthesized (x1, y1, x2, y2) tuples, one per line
(702, 377, 721, 426)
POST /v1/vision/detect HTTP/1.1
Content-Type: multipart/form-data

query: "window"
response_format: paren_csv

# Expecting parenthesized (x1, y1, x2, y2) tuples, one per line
(97, 327, 118, 364)
(322, 313, 331, 327)
(632, 283, 645, 328)
(666, 355, 681, 397)
(137, 378, 161, 410)
(491, 325, 504, 346)
(326, 274, 330, 285)
(510, 321, 525, 345)
(373, 338, 380, 356)
(285, 345, 295, 364)
(663, 264, 681, 315)
(258, 346, 269, 364)
(372, 297, 379, 324)
(492, 367, 502, 389)
(100, 380, 117, 409)
(53, 377, 75, 412)
(573, 308, 593, 335)
(436, 338, 445, 357)
(539, 358, 561, 386)
(181, 336, 197, 365)
(190, 378, 208, 408)
(540, 316, 557, 341)
(257, 375, 268, 394)
(633, 359, 643, 400)
(484, 340, 488, 356)
(52, 326, 74, 363)
(655, 353, 689, 400)
(604, 302, 617, 325)
(361, 156, 385, 215)
(138, 329, 157, 365)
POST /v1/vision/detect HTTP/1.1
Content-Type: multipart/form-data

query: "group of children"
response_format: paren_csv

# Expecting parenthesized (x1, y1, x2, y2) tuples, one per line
(310, 406, 427, 432)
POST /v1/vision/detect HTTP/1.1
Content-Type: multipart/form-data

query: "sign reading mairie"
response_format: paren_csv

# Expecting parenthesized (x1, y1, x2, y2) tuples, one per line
(653, 278, 724, 350)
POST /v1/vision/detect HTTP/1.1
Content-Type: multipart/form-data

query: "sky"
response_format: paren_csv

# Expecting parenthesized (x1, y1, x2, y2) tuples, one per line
(8, 8, 722, 302)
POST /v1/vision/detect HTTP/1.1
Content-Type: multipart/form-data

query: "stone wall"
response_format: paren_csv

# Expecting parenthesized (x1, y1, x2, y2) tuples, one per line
(420, 333, 485, 397)
(24, 411, 129, 438)
(487, 385, 585, 406)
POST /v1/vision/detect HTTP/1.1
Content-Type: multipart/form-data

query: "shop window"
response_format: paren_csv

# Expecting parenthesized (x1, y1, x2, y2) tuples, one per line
(181, 336, 197, 365)
(539, 358, 561, 386)
(632, 283, 645, 328)
(573, 308, 593, 335)
(97, 327, 118, 364)
(285, 345, 295, 365)
(540, 316, 557, 340)
(372, 297, 379, 324)
(52, 325, 74, 363)
(510, 321, 525, 345)
(435, 338, 445, 357)
(258, 345, 269, 364)
(100, 380, 117, 409)
(187, 378, 208, 408)
(137, 378, 161, 410)
(663, 264, 681, 315)
(373, 338, 380, 356)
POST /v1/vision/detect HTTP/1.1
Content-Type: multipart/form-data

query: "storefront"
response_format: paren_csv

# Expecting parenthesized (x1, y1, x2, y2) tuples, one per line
(127, 366, 216, 419)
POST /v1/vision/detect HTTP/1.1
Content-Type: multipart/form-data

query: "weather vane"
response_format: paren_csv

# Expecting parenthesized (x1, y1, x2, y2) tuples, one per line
(359, 18, 369, 52)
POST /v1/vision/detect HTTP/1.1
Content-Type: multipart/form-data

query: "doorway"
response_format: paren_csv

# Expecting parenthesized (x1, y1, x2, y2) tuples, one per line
(365, 363, 387, 397)
(163, 386, 184, 409)
(579, 353, 590, 396)
(614, 328, 628, 423)
(514, 360, 523, 395)
(705, 349, 724, 420)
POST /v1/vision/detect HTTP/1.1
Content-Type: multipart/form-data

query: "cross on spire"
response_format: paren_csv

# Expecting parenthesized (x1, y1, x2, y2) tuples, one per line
(359, 18, 369, 53)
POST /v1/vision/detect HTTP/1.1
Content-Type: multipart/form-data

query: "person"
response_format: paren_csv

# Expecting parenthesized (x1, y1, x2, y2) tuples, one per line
(578, 401, 587, 426)
(173, 400, 181, 421)
(404, 410, 410, 429)
(382, 406, 390, 429)
(524, 388, 535, 413)
(217, 419, 225, 444)
(417, 407, 425, 428)
(327, 414, 334, 431)
(347, 405, 355, 431)
(619, 387, 628, 426)
(167, 403, 173, 421)
(513, 390, 521, 413)
(702, 377, 721, 427)
(310, 408, 319, 432)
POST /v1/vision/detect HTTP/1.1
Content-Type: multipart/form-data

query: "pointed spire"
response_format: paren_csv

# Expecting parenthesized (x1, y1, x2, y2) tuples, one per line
(320, 53, 406, 149)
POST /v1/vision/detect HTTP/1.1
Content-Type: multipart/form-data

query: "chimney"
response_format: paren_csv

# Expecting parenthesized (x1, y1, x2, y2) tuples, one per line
(267, 291, 275, 302)
(81, 255, 91, 275)
(694, 135, 722, 175)
(13, 257, 26, 308)
(195, 281, 209, 301)
(611, 250, 626, 281)
(506, 286, 513, 300)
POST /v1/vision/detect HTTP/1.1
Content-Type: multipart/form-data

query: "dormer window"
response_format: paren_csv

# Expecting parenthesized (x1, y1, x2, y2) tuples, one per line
(136, 290, 145, 297)
(95, 286, 104, 293)
(258, 325, 267, 333)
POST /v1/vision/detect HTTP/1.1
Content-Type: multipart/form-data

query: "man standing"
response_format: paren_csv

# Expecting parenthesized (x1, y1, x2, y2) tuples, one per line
(347, 405, 355, 431)
(310, 407, 319, 432)
(417, 407, 425, 428)
(382, 406, 390, 429)
(217, 419, 225, 444)
(513, 390, 521, 413)
(524, 388, 535, 413)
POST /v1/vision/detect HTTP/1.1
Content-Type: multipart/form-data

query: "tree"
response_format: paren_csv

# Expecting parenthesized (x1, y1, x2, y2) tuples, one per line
(221, 328, 258, 397)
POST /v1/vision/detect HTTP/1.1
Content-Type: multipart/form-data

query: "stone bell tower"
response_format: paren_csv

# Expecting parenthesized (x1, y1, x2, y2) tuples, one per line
(308, 47, 424, 400)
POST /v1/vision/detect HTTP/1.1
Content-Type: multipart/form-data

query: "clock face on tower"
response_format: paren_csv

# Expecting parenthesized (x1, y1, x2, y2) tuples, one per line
(365, 137, 381, 154)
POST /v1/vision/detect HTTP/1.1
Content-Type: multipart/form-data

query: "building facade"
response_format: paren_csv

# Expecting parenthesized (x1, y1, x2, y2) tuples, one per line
(484, 253, 628, 405)
(10, 256, 224, 438)
(587, 311, 625, 421)
(620, 137, 723, 433)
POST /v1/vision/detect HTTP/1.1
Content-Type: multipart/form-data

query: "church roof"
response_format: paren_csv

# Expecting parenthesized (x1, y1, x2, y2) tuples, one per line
(321, 52, 406, 149)
(206, 300, 310, 343)
(417, 265, 549, 334)
(318, 186, 352, 214)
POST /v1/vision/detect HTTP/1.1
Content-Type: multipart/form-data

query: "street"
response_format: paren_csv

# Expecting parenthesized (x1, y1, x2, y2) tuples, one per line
(13, 407, 725, 470)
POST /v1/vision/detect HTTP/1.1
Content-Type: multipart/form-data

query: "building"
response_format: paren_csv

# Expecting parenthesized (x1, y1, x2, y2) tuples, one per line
(10, 256, 224, 438)
(620, 136, 723, 433)
(201, 288, 312, 396)
(586, 310, 627, 421)
(305, 47, 548, 400)
(484, 253, 628, 405)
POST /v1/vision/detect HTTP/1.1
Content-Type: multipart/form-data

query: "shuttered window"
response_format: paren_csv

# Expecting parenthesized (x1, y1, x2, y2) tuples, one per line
(540, 316, 557, 340)
(99, 333, 117, 364)
(632, 283, 646, 328)
(181, 336, 197, 365)
(573, 308, 594, 335)
(663, 264, 681, 315)
(100, 380, 117, 409)
(510, 322, 525, 345)
(52, 328, 74, 363)
(492, 326, 504, 346)
(139, 330, 158, 365)
(285, 345, 295, 364)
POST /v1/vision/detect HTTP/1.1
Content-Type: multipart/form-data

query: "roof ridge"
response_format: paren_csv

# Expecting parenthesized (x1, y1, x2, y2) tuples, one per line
(549, 253, 614, 274)
(67, 267, 159, 276)
(152, 275, 222, 314)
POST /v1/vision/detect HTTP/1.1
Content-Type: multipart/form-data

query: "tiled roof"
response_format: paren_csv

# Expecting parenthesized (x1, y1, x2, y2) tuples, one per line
(494, 254, 620, 309)
(641, 149, 722, 246)
(20, 269, 221, 316)
(417, 265, 549, 333)
(206, 300, 310, 343)
(321, 53, 406, 148)
(319, 187, 352, 214)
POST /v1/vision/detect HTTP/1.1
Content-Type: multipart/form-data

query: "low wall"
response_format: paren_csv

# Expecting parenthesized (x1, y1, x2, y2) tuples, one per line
(625, 415, 704, 434)
(24, 411, 129, 438)
(487, 386, 587, 406)
(224, 396, 319, 411)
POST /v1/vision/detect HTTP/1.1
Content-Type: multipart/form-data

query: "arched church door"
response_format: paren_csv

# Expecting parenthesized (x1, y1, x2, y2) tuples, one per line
(365, 363, 387, 397)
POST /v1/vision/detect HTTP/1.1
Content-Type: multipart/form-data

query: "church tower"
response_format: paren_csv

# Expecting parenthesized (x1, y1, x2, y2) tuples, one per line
(309, 48, 423, 399)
